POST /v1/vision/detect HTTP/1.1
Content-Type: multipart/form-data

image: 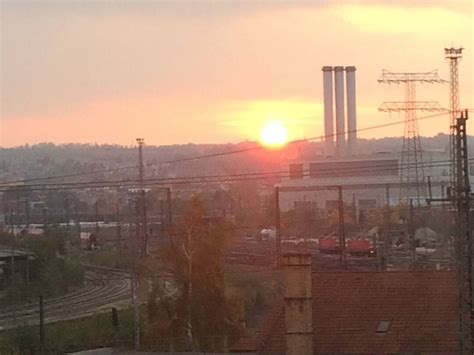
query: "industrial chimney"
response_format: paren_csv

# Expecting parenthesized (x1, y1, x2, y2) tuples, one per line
(346, 66, 357, 156)
(322, 66, 335, 157)
(283, 253, 313, 355)
(334, 66, 346, 157)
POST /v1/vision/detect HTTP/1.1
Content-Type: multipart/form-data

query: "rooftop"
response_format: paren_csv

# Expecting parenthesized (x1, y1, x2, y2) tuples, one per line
(231, 270, 459, 354)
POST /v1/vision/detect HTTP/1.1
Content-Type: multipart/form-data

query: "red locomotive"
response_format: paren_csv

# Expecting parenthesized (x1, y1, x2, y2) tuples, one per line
(319, 234, 375, 257)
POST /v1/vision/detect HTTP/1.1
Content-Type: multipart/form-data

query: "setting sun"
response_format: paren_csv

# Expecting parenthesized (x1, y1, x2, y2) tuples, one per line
(259, 120, 288, 147)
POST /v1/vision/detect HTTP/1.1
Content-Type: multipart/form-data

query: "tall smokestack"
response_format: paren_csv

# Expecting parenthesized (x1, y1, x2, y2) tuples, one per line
(346, 66, 357, 156)
(283, 253, 313, 355)
(334, 66, 345, 158)
(322, 66, 335, 157)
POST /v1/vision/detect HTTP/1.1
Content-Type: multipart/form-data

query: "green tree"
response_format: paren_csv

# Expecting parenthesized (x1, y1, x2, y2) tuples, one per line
(19, 229, 84, 299)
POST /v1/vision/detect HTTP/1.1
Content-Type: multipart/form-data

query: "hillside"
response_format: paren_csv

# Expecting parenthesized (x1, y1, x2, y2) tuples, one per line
(0, 134, 460, 183)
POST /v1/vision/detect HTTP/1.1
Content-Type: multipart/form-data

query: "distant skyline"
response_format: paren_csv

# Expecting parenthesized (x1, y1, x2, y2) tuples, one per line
(1, 0, 473, 147)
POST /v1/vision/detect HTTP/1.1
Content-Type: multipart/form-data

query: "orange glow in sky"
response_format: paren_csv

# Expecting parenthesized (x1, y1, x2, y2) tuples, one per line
(1, 1, 472, 147)
(259, 120, 288, 147)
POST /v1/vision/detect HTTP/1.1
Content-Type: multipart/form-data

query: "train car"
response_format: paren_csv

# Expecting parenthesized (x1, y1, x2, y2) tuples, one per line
(346, 238, 375, 257)
(318, 235, 341, 254)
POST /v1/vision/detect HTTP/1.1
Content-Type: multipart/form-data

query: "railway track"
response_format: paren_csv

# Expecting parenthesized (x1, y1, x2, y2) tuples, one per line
(0, 266, 132, 330)
(225, 239, 379, 270)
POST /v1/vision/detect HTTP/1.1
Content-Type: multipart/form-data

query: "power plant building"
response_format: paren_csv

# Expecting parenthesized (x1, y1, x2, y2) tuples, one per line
(278, 66, 451, 214)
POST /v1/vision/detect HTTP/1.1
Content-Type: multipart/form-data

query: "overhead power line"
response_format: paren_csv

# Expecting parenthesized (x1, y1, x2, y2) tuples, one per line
(0, 159, 464, 193)
(1, 158, 459, 188)
(0, 111, 451, 186)
(1, 157, 459, 190)
(3, 160, 463, 191)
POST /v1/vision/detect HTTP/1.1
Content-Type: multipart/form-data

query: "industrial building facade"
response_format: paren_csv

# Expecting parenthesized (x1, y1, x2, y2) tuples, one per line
(279, 151, 451, 214)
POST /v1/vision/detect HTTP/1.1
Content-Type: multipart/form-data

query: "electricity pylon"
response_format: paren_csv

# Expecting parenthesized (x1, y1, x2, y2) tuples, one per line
(378, 70, 447, 204)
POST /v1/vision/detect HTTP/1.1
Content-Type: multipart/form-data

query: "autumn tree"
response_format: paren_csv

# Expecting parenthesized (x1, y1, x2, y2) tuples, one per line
(145, 195, 231, 352)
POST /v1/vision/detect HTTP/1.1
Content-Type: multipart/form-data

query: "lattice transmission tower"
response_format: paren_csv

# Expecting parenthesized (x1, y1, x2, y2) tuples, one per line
(378, 70, 447, 203)
(445, 47, 463, 186)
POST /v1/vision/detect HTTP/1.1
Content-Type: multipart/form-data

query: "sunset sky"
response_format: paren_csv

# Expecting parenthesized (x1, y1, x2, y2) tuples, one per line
(1, 0, 473, 147)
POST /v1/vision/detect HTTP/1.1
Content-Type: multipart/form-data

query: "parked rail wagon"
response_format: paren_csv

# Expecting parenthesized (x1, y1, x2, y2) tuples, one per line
(346, 238, 375, 257)
(318, 235, 341, 254)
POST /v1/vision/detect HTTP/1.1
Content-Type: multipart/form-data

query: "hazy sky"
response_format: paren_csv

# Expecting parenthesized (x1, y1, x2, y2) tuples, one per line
(1, 0, 473, 147)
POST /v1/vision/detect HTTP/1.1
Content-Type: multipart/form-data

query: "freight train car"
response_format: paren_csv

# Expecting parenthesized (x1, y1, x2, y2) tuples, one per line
(319, 235, 375, 257)
(318, 235, 341, 254)
(346, 238, 375, 257)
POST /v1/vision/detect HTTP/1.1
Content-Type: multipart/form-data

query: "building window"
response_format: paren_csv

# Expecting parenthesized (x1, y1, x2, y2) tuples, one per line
(376, 320, 391, 334)
(289, 164, 304, 179)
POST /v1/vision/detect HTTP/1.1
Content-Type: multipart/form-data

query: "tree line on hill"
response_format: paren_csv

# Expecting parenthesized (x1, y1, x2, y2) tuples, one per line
(0, 134, 459, 185)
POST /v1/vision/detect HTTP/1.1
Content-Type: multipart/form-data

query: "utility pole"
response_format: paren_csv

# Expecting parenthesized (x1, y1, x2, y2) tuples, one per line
(75, 200, 81, 247)
(338, 186, 346, 269)
(135, 199, 140, 251)
(24, 198, 30, 229)
(160, 200, 165, 237)
(381, 184, 391, 271)
(352, 193, 357, 223)
(116, 192, 122, 255)
(167, 187, 172, 238)
(16, 192, 21, 226)
(408, 199, 416, 269)
(133, 138, 145, 350)
(65, 194, 70, 239)
(131, 272, 140, 351)
(95, 200, 99, 232)
(137, 138, 144, 189)
(441, 181, 446, 212)
(10, 207, 16, 326)
(445, 47, 463, 186)
(275, 186, 281, 266)
(455, 110, 472, 353)
(136, 138, 147, 256)
(39, 294, 45, 352)
(186, 228, 195, 350)
(423, 110, 472, 352)
(42, 207, 48, 232)
(142, 190, 148, 256)
(427, 176, 433, 202)
(131, 198, 141, 351)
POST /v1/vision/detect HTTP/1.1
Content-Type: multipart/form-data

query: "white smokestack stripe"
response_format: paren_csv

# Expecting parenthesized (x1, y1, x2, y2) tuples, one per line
(322, 66, 335, 157)
(346, 66, 357, 156)
(334, 66, 345, 158)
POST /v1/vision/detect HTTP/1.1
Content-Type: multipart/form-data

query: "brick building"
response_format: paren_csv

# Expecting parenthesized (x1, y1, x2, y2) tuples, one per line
(231, 270, 459, 354)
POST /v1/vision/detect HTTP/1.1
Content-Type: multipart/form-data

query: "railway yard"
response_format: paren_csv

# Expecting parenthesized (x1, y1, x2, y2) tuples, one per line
(0, 266, 131, 330)
(0, 233, 451, 334)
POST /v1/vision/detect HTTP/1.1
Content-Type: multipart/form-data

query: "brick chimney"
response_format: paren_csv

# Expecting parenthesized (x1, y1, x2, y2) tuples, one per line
(283, 252, 313, 355)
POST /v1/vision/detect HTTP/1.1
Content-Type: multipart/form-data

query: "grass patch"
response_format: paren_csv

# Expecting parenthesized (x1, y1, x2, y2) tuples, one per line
(0, 307, 141, 353)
